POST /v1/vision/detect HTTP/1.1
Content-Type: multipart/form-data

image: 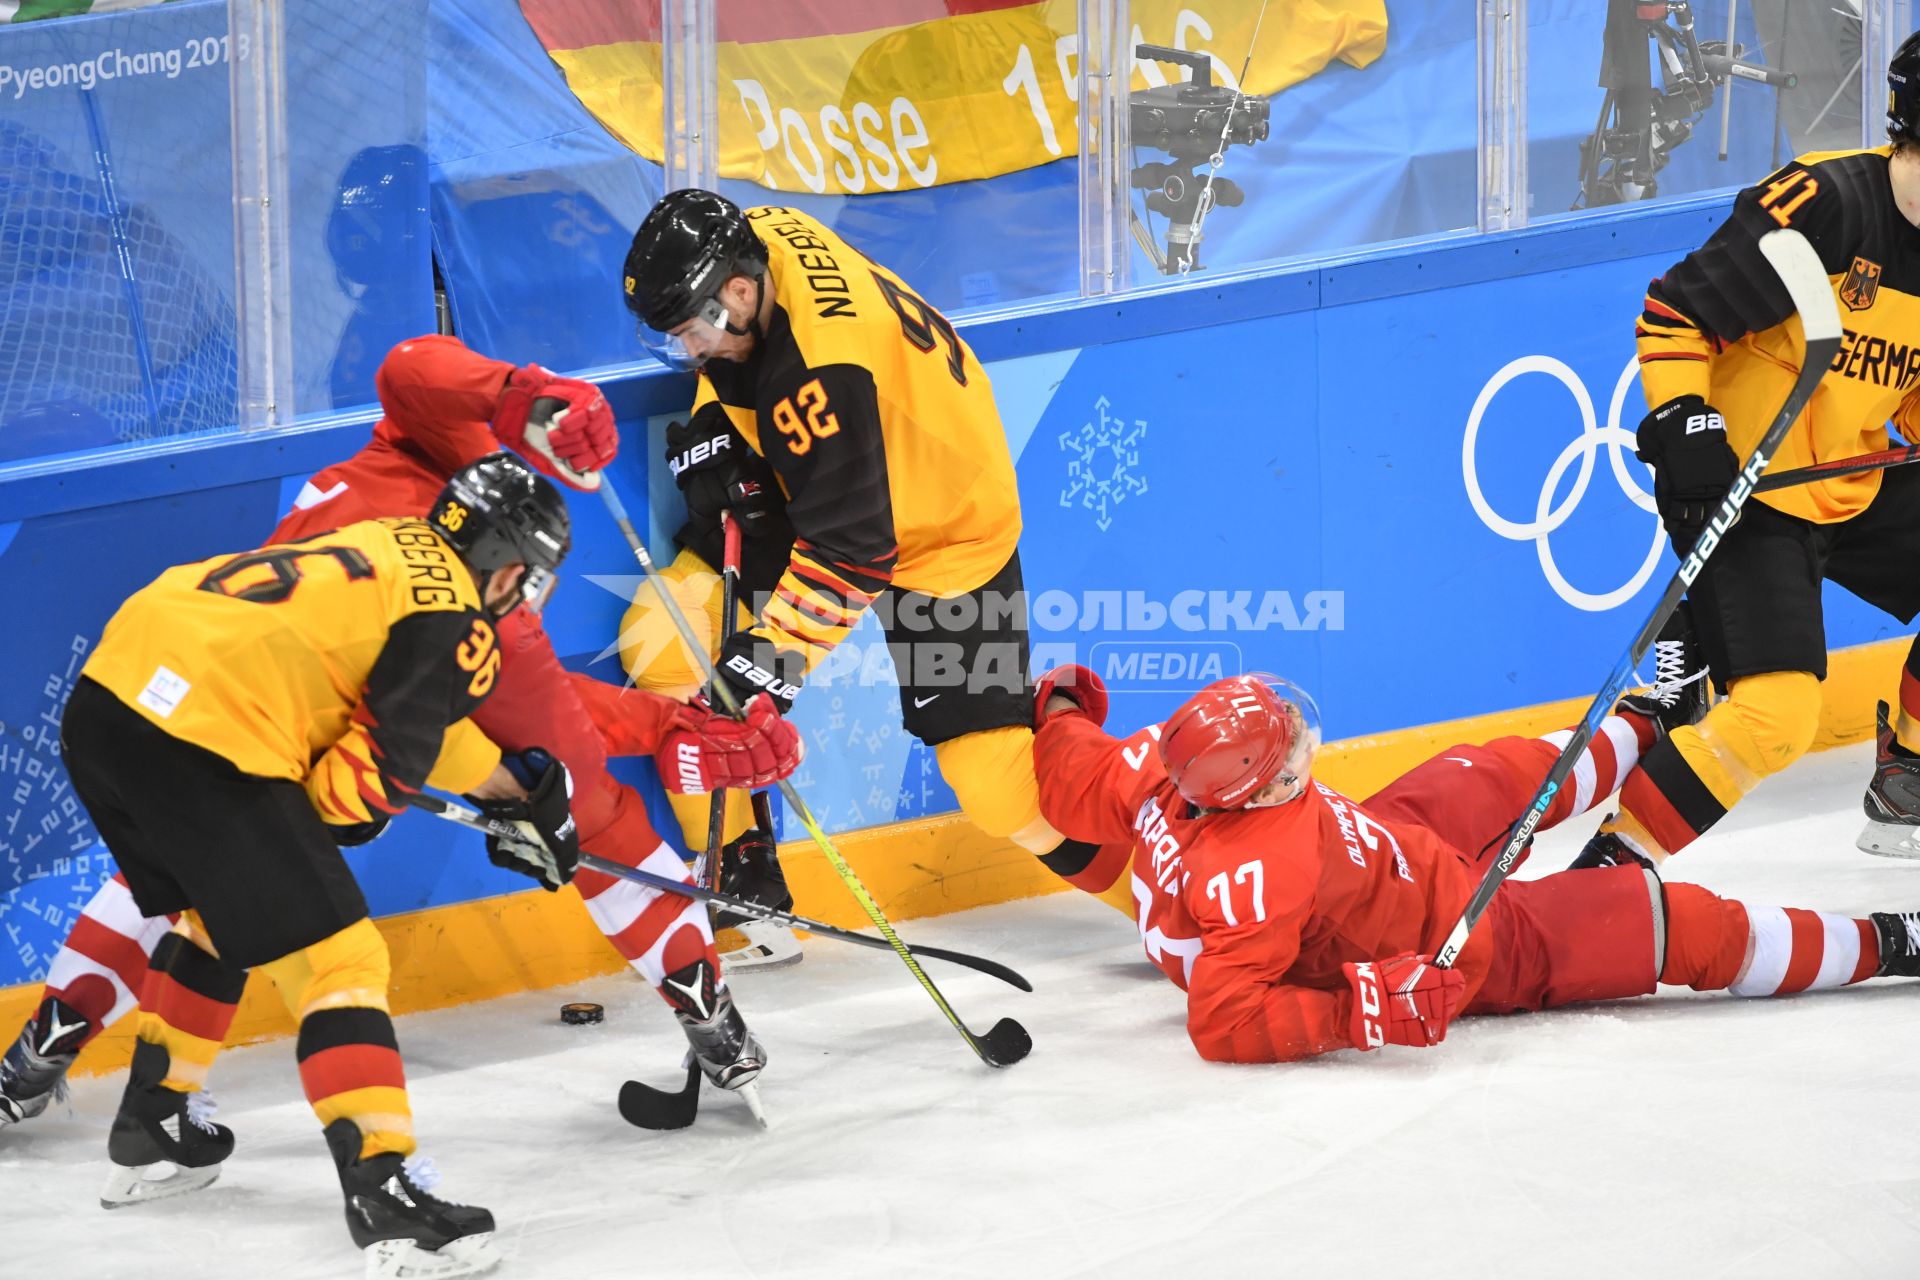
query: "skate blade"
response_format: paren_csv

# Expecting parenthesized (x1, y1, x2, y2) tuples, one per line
(1857, 817, 1920, 859)
(735, 1080, 770, 1129)
(100, 1159, 223, 1208)
(365, 1233, 500, 1280)
(717, 921, 804, 974)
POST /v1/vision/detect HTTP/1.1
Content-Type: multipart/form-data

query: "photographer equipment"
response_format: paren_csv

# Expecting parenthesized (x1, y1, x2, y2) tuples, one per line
(1129, 44, 1272, 275)
(1577, 0, 1797, 209)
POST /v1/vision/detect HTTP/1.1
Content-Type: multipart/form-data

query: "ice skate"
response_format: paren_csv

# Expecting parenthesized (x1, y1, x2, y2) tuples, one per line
(1869, 910, 1920, 977)
(0, 994, 89, 1128)
(100, 1039, 234, 1207)
(1567, 828, 1657, 872)
(1618, 604, 1711, 739)
(660, 957, 769, 1125)
(714, 829, 803, 972)
(1857, 702, 1920, 858)
(326, 1118, 499, 1280)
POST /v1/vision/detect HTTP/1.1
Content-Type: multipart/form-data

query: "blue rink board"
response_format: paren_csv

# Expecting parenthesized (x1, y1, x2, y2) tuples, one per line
(0, 193, 1906, 989)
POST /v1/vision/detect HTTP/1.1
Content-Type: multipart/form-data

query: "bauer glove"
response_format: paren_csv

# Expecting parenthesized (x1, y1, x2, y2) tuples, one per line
(1636, 394, 1738, 552)
(472, 748, 580, 891)
(493, 364, 617, 491)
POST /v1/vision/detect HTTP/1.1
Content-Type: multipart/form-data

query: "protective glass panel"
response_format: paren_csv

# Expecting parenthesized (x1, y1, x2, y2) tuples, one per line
(707, 0, 1085, 315)
(285, 0, 434, 413)
(0, 0, 242, 464)
(1533, 0, 1870, 220)
(1119, 0, 1476, 284)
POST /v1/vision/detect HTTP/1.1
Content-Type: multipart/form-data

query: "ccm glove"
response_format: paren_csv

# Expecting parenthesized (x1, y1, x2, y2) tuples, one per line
(716, 632, 806, 715)
(471, 748, 580, 891)
(1033, 664, 1109, 729)
(493, 364, 618, 490)
(665, 405, 783, 535)
(1344, 953, 1464, 1050)
(1635, 394, 1739, 552)
(658, 693, 803, 793)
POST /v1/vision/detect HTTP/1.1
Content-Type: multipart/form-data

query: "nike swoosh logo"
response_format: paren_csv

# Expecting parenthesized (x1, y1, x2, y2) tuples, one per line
(1444, 757, 1475, 767)
(913, 695, 940, 709)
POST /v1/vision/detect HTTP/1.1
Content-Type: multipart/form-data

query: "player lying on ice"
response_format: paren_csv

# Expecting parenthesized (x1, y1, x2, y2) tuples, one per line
(1030, 666, 1920, 1062)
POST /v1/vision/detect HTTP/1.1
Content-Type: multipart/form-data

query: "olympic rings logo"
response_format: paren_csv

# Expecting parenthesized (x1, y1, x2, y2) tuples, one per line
(1463, 354, 1665, 613)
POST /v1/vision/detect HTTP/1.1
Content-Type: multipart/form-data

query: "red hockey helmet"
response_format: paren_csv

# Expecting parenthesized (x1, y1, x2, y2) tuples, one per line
(1159, 674, 1321, 810)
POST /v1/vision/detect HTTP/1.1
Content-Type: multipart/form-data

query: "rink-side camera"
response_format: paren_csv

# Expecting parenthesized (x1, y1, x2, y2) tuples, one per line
(1129, 44, 1272, 275)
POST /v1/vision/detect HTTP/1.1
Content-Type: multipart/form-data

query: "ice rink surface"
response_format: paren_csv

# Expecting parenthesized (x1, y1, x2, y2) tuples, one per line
(8, 741, 1920, 1279)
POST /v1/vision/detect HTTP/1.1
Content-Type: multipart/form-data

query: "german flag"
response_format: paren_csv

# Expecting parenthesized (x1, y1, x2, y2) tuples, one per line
(518, 0, 1387, 196)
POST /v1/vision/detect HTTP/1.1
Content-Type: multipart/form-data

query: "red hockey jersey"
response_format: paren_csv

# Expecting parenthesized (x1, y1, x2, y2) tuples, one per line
(270, 334, 682, 757)
(1034, 711, 1492, 1062)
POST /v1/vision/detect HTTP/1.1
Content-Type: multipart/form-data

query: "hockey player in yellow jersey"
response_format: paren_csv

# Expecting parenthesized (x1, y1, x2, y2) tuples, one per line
(63, 454, 578, 1277)
(619, 191, 1101, 962)
(1573, 30, 1920, 872)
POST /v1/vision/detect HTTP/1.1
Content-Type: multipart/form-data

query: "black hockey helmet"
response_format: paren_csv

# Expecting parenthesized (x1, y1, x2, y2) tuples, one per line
(1890, 30, 1920, 144)
(622, 190, 768, 362)
(430, 452, 571, 613)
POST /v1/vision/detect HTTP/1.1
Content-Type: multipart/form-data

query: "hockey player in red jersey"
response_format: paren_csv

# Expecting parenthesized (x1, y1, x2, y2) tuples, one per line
(1032, 667, 1920, 1062)
(0, 335, 800, 1126)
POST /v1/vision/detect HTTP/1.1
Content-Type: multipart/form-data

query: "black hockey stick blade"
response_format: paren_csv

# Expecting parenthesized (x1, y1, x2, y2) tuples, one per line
(970, 1017, 1033, 1067)
(617, 1060, 702, 1131)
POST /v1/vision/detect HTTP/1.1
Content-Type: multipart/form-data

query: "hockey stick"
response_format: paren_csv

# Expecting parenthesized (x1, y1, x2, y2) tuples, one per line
(1434, 228, 1843, 970)
(692, 510, 744, 893)
(406, 793, 1032, 989)
(1754, 440, 1920, 492)
(598, 480, 1032, 1067)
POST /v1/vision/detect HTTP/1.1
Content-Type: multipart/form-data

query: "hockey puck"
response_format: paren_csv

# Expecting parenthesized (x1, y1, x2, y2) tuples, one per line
(559, 1002, 604, 1026)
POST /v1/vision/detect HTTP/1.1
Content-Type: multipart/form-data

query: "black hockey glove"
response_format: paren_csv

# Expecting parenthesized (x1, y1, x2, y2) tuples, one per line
(472, 749, 579, 892)
(326, 812, 391, 847)
(716, 631, 805, 716)
(1635, 394, 1739, 552)
(665, 404, 783, 536)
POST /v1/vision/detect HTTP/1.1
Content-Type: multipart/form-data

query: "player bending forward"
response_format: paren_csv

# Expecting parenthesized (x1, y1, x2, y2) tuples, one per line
(1032, 667, 1920, 1062)
(65, 456, 573, 1274)
(0, 335, 799, 1132)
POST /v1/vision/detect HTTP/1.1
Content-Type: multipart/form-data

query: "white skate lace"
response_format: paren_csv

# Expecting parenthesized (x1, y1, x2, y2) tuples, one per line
(1639, 638, 1707, 706)
(1904, 914, 1920, 952)
(184, 1090, 220, 1135)
(402, 1154, 443, 1193)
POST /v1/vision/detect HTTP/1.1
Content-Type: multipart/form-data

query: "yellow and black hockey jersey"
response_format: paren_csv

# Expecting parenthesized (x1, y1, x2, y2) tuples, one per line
(1637, 146, 1920, 524)
(689, 206, 1022, 668)
(83, 518, 503, 826)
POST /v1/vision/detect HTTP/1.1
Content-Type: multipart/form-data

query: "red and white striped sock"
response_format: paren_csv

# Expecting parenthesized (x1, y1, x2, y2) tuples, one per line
(1727, 905, 1880, 997)
(1540, 713, 1658, 825)
(42, 872, 175, 1036)
(575, 842, 721, 999)
(1662, 884, 1880, 994)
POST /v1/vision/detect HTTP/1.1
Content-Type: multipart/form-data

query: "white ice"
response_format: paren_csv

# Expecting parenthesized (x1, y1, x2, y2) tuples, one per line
(7, 741, 1920, 1279)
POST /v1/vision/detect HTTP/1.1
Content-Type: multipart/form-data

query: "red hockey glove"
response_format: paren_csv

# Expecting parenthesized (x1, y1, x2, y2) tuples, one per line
(493, 364, 618, 491)
(1033, 663, 1108, 729)
(1343, 953, 1464, 1050)
(657, 693, 803, 793)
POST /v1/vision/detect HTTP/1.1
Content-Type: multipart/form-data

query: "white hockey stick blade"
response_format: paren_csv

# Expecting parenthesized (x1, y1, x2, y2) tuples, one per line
(1756, 227, 1842, 342)
(365, 1233, 501, 1280)
(100, 1159, 223, 1208)
(717, 919, 805, 973)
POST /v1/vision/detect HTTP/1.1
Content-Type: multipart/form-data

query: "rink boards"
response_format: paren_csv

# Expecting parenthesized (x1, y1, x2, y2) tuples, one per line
(2, 191, 1911, 1064)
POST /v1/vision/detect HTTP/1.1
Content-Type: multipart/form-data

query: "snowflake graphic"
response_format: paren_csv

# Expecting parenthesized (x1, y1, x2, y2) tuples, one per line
(1059, 397, 1147, 532)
